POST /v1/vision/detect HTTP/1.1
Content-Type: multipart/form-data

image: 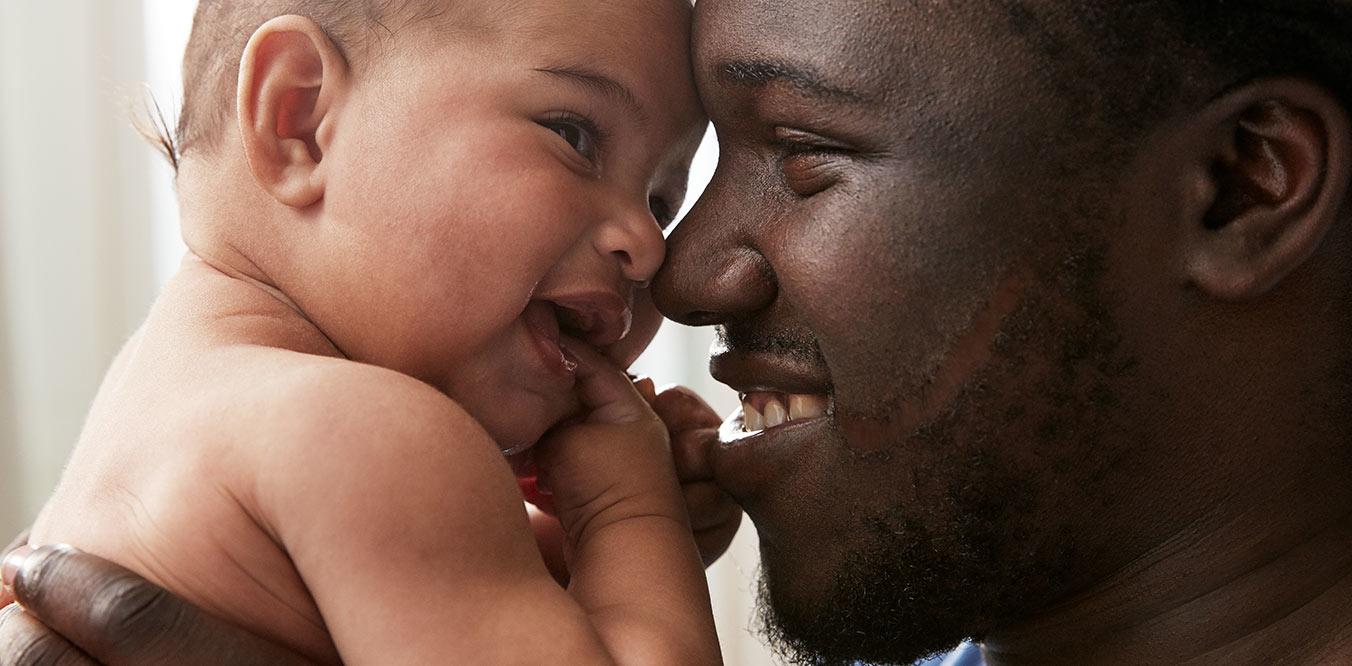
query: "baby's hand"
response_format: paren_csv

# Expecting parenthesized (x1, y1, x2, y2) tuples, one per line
(649, 386, 743, 566)
(532, 343, 684, 556)
(532, 345, 720, 663)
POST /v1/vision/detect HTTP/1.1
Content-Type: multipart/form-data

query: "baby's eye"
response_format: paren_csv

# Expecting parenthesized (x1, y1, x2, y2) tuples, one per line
(541, 115, 602, 164)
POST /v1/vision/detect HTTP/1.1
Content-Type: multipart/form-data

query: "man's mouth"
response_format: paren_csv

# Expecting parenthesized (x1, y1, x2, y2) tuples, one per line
(739, 391, 830, 433)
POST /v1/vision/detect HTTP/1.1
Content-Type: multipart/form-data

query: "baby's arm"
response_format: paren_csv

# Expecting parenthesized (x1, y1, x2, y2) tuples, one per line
(253, 361, 718, 664)
(533, 344, 719, 663)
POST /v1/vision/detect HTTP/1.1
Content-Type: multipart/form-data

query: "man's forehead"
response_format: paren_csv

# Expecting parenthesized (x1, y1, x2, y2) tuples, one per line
(693, 1, 1013, 98)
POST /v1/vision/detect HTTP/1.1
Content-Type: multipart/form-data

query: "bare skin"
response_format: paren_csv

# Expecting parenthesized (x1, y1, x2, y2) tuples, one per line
(6, 1, 1352, 665)
(26, 256, 725, 664)
(6, 0, 726, 663)
(655, 2, 1352, 664)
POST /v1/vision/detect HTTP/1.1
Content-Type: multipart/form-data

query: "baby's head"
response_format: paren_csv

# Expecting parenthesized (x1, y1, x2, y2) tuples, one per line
(173, 0, 705, 451)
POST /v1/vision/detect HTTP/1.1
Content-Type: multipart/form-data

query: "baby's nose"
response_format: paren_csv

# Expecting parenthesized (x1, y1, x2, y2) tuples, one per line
(593, 202, 667, 284)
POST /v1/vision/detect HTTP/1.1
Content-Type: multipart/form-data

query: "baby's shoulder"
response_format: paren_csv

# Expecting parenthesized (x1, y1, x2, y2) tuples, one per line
(237, 357, 525, 546)
(239, 356, 491, 457)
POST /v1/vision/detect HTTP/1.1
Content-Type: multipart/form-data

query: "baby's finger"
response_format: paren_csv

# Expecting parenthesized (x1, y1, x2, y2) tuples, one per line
(563, 338, 654, 425)
(652, 386, 721, 432)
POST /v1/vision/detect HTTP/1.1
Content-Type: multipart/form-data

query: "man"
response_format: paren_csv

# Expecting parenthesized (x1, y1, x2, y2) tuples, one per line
(4, 1, 1352, 664)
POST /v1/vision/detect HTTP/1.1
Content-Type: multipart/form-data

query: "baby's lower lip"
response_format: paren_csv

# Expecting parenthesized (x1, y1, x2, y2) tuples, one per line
(523, 318, 577, 381)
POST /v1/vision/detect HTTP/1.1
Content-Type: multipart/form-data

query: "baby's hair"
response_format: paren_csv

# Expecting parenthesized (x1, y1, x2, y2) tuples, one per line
(149, 0, 449, 171)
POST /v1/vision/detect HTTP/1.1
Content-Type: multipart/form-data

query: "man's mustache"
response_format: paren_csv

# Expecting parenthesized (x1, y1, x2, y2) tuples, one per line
(716, 323, 825, 365)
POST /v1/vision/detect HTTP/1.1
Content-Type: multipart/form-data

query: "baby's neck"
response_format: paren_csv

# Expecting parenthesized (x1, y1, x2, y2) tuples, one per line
(169, 252, 344, 360)
(191, 249, 304, 318)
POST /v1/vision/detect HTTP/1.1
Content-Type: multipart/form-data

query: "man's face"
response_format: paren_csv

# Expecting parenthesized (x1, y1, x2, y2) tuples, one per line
(655, 1, 1160, 663)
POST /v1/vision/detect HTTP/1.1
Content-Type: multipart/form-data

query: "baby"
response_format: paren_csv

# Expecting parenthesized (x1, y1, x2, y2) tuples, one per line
(20, 0, 722, 663)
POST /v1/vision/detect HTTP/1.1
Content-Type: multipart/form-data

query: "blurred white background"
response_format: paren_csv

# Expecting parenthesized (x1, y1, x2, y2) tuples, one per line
(0, 2, 776, 663)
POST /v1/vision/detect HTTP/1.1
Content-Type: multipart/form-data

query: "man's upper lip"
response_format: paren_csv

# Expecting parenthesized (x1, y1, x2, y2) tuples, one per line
(541, 292, 633, 348)
(710, 349, 832, 396)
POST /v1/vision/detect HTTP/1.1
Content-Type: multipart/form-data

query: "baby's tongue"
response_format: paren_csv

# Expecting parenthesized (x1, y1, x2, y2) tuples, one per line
(522, 300, 562, 346)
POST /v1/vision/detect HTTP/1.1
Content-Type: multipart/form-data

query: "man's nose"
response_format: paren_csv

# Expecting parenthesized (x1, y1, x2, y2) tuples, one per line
(652, 179, 776, 326)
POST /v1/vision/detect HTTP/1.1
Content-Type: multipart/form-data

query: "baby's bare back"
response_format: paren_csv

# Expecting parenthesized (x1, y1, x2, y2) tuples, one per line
(29, 260, 353, 663)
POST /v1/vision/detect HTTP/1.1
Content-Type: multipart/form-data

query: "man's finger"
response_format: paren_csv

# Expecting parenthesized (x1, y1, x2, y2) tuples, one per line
(652, 386, 722, 432)
(632, 376, 658, 405)
(671, 428, 720, 480)
(693, 514, 743, 567)
(0, 603, 97, 666)
(1, 531, 29, 608)
(3, 533, 29, 559)
(10, 545, 313, 666)
(683, 482, 741, 531)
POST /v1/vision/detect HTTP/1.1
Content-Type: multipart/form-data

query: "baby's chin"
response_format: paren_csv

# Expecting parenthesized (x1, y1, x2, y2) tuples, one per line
(470, 389, 581, 460)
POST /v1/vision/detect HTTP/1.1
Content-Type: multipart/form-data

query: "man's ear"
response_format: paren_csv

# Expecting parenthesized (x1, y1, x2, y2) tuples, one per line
(237, 15, 349, 208)
(1181, 78, 1351, 301)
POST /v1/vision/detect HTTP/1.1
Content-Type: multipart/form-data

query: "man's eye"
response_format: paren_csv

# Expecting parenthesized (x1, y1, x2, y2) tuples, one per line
(542, 117, 601, 163)
(781, 152, 843, 197)
(774, 127, 850, 197)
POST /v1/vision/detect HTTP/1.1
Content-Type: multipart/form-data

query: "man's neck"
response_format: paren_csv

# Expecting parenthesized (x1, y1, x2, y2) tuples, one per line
(981, 500, 1352, 665)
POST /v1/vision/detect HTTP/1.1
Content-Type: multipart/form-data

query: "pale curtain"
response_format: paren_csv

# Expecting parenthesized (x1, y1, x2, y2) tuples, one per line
(0, 0, 157, 539)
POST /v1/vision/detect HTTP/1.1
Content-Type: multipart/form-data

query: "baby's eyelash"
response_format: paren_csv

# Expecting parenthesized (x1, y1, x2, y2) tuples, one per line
(541, 111, 610, 149)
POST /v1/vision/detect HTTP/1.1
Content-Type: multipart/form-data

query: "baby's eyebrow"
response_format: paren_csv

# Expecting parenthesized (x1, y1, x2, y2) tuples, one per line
(533, 65, 649, 124)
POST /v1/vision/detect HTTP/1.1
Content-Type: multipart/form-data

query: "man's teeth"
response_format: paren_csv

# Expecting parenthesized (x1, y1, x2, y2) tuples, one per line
(741, 393, 828, 433)
(763, 399, 787, 428)
(789, 394, 825, 421)
(744, 406, 764, 432)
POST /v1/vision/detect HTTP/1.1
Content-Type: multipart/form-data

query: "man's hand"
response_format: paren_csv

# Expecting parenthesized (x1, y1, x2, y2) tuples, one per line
(1, 543, 313, 665)
(648, 385, 743, 566)
(2, 530, 29, 608)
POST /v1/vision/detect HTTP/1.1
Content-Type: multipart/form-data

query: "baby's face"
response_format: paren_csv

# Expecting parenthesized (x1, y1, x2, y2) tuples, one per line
(304, 0, 704, 451)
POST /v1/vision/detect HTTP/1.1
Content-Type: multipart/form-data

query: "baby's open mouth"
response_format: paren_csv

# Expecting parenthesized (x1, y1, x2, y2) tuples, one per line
(536, 292, 634, 349)
(522, 301, 575, 378)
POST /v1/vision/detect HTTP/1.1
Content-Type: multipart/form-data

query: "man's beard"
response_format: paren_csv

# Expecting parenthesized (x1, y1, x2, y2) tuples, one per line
(752, 475, 1066, 666)
(751, 242, 1130, 665)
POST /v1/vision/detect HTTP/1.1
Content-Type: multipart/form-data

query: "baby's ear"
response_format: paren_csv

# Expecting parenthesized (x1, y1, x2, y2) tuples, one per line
(1181, 78, 1352, 301)
(237, 15, 349, 208)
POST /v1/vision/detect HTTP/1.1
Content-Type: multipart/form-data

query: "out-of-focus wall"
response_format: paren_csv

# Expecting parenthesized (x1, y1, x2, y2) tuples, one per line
(0, 0, 157, 540)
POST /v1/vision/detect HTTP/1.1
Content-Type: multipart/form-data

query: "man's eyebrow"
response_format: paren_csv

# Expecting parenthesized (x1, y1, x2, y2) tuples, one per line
(533, 65, 648, 122)
(717, 59, 871, 104)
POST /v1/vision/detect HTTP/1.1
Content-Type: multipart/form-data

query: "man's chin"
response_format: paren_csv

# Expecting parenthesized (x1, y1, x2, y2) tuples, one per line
(751, 534, 988, 666)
